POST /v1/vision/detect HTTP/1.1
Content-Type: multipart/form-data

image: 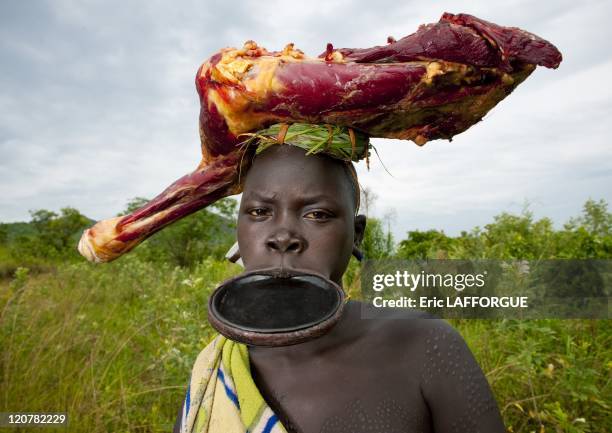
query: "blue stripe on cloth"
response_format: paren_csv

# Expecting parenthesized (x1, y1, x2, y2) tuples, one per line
(217, 367, 240, 409)
(185, 383, 191, 418)
(262, 414, 278, 433)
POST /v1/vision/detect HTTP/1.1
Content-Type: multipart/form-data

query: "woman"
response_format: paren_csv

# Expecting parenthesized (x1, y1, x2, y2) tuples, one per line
(174, 143, 505, 433)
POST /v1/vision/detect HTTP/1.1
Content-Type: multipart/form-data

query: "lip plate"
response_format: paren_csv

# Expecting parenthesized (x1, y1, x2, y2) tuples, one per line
(207, 267, 346, 346)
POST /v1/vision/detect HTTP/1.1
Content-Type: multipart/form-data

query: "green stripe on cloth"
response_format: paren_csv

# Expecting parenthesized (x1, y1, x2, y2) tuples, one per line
(221, 338, 276, 429)
(183, 334, 288, 433)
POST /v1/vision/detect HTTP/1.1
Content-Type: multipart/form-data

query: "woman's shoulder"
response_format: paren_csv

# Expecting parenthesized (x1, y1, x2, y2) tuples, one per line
(344, 301, 504, 430)
(344, 300, 464, 342)
(340, 300, 470, 368)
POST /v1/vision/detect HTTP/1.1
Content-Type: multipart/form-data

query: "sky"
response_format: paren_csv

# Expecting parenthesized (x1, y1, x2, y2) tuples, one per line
(1, 0, 610, 240)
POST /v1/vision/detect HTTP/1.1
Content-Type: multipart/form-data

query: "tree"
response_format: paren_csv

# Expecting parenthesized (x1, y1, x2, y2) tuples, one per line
(394, 200, 612, 261)
(361, 217, 394, 259)
(565, 198, 612, 237)
(558, 199, 612, 259)
(28, 207, 91, 258)
(396, 229, 453, 259)
(479, 211, 556, 259)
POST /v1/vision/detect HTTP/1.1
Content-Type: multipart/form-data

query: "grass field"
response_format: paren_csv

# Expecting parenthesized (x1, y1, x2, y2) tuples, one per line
(1, 257, 609, 433)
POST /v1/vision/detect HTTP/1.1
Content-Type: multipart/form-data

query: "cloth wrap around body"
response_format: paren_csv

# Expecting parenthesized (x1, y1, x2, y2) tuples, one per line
(179, 334, 287, 433)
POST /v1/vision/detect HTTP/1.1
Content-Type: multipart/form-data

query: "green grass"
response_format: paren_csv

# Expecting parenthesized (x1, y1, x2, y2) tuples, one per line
(1, 259, 610, 432)
(0, 258, 240, 432)
(456, 319, 610, 432)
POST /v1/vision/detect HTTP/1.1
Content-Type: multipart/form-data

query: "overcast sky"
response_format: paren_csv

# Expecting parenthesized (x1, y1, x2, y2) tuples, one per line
(1, 0, 610, 240)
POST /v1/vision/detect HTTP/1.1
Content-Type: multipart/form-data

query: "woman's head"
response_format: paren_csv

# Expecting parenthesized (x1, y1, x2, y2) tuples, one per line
(237, 145, 366, 285)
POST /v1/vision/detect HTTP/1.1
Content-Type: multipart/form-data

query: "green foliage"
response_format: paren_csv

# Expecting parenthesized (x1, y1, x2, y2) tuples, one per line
(341, 215, 396, 299)
(0, 208, 91, 277)
(0, 199, 610, 432)
(30, 207, 92, 254)
(0, 198, 239, 273)
(0, 256, 241, 432)
(361, 217, 394, 259)
(0, 225, 7, 244)
(0, 244, 51, 279)
(566, 198, 612, 237)
(396, 229, 454, 259)
(8, 266, 29, 291)
(366, 199, 611, 432)
(481, 211, 555, 259)
(456, 319, 610, 433)
(240, 122, 370, 162)
(0, 221, 36, 243)
(0, 258, 608, 432)
(398, 199, 612, 260)
(555, 199, 612, 259)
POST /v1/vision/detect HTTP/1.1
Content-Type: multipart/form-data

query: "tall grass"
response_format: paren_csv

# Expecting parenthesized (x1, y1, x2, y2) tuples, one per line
(0, 258, 240, 432)
(1, 259, 610, 432)
(458, 319, 610, 432)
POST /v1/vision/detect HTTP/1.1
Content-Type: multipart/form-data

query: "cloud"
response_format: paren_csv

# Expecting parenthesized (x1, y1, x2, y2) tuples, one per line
(0, 0, 610, 241)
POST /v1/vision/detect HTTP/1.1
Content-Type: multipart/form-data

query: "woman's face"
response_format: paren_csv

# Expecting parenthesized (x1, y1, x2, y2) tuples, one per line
(237, 145, 365, 285)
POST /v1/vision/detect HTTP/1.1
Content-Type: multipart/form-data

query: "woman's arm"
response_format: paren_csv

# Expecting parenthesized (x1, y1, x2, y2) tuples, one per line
(419, 320, 505, 433)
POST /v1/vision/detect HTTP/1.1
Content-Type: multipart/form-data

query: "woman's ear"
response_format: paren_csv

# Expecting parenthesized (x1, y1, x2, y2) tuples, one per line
(352, 214, 366, 261)
(354, 214, 367, 246)
(352, 214, 367, 261)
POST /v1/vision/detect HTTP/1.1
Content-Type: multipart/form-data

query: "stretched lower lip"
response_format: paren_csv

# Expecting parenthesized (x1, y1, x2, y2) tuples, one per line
(208, 267, 345, 346)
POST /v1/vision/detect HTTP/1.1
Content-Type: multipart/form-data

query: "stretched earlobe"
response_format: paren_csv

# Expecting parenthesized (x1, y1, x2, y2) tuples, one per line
(353, 215, 367, 261)
(225, 241, 244, 267)
(354, 214, 367, 244)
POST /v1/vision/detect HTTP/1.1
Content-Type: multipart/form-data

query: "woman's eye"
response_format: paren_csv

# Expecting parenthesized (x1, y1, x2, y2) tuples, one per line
(248, 208, 270, 217)
(304, 210, 332, 220)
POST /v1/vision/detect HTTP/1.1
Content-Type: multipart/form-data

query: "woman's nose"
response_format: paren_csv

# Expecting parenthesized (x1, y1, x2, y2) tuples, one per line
(265, 229, 306, 254)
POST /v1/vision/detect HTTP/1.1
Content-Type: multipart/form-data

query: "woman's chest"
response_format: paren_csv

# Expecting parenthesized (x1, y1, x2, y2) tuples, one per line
(250, 355, 432, 433)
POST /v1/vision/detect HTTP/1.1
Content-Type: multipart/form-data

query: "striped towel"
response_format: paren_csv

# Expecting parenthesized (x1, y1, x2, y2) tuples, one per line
(179, 334, 288, 433)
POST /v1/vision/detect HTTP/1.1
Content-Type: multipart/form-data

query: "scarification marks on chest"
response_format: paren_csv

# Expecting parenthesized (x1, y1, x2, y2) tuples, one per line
(320, 397, 425, 433)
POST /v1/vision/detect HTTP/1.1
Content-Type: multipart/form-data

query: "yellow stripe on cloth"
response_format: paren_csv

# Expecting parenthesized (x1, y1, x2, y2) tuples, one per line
(180, 334, 288, 433)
